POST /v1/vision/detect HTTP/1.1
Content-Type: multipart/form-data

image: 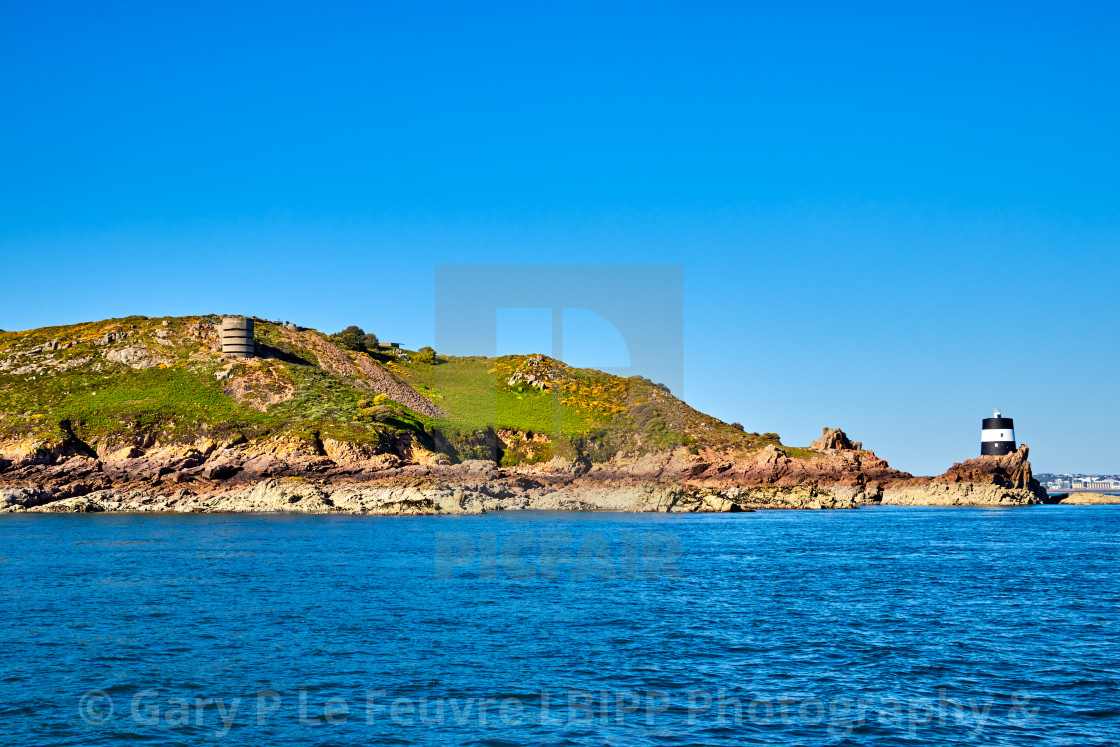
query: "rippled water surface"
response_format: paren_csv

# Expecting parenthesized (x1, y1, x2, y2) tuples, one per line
(2, 506, 1118, 745)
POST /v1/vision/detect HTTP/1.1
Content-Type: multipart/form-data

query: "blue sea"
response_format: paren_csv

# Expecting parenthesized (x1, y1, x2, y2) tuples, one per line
(1, 506, 1118, 745)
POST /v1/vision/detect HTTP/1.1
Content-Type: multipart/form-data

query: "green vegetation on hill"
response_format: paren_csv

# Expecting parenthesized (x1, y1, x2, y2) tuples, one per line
(393, 356, 594, 433)
(0, 316, 780, 464)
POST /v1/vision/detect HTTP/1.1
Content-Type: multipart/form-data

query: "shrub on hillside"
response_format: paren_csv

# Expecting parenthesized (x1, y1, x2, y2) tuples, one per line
(331, 326, 367, 351)
(359, 405, 396, 423)
(330, 326, 384, 354)
(730, 422, 745, 431)
(369, 405, 395, 422)
(414, 346, 438, 365)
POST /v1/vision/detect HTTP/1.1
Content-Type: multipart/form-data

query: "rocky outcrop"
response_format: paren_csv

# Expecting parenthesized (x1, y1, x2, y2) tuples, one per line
(881, 483, 1041, 507)
(935, 444, 1043, 493)
(881, 445, 1047, 507)
(220, 358, 297, 410)
(0, 487, 49, 510)
(629, 440, 908, 505)
(0, 427, 1061, 514)
(810, 427, 862, 452)
(1059, 492, 1120, 505)
(2, 481, 864, 515)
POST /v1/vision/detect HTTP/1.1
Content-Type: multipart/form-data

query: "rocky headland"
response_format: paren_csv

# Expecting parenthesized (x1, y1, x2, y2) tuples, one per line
(0, 315, 1054, 515)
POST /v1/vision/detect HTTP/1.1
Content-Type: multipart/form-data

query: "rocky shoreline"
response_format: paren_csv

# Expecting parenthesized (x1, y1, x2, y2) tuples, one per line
(0, 428, 1056, 514)
(1057, 492, 1120, 505)
(0, 317, 1064, 516)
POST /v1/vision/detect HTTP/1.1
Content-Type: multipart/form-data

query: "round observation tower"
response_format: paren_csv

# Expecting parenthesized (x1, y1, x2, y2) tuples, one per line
(219, 316, 256, 358)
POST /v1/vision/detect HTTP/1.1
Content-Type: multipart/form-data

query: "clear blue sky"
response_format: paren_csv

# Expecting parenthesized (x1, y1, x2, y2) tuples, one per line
(1, 1, 1117, 475)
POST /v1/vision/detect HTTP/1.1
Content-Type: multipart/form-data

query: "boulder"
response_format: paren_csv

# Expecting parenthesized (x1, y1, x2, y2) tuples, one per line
(202, 462, 240, 481)
(0, 487, 46, 511)
(42, 496, 106, 513)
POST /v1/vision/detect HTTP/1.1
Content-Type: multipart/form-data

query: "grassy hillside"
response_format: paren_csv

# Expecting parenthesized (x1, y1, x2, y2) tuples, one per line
(0, 315, 783, 464)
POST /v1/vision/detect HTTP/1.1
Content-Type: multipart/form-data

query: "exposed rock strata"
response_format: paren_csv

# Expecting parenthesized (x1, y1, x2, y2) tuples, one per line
(880, 483, 1040, 507)
(881, 445, 1047, 507)
(0, 481, 845, 515)
(0, 429, 1055, 514)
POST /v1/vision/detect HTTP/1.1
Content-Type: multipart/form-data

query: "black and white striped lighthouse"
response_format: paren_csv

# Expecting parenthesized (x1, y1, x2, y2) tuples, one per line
(981, 409, 1016, 456)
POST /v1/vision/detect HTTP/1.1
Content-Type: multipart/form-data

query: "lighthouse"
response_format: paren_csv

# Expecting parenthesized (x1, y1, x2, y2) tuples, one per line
(981, 409, 1016, 456)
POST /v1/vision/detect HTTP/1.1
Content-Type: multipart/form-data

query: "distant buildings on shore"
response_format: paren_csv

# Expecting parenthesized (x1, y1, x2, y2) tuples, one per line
(1037, 473, 1120, 491)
